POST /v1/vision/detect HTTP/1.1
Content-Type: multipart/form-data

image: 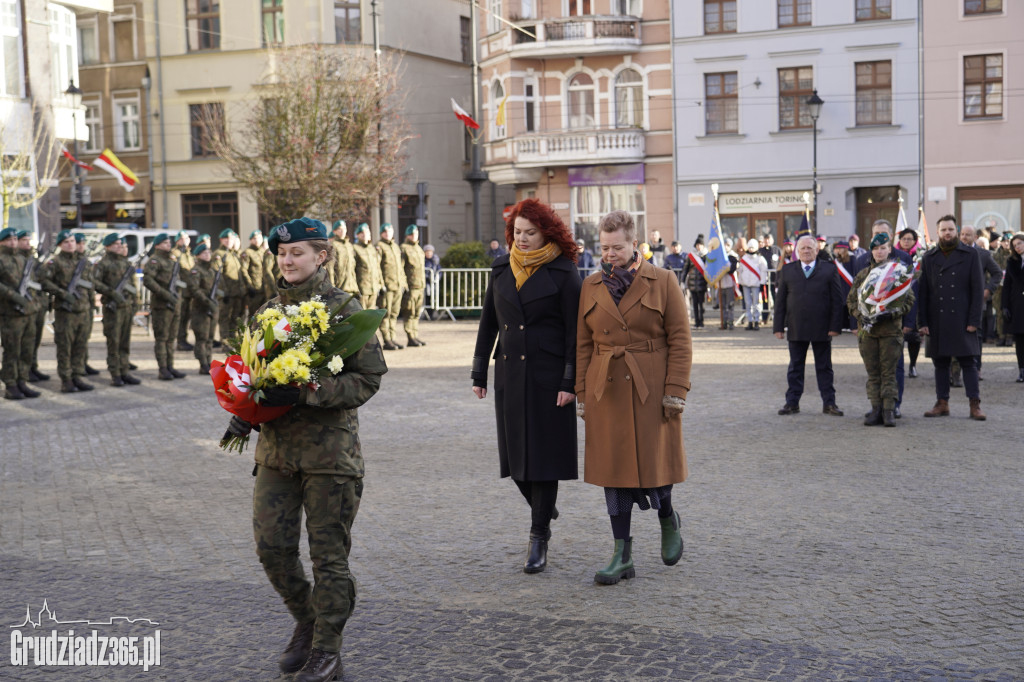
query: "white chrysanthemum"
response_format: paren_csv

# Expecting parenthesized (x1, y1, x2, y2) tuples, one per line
(284, 305, 300, 317)
(327, 355, 344, 374)
(273, 327, 290, 342)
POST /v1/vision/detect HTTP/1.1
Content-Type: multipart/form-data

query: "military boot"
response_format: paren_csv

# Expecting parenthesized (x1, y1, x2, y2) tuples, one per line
(523, 530, 549, 574)
(60, 379, 78, 393)
(169, 367, 186, 379)
(1017, 368, 1024, 383)
(594, 538, 635, 585)
(924, 399, 950, 418)
(882, 409, 896, 427)
(4, 383, 25, 400)
(863, 406, 883, 426)
(969, 399, 986, 421)
(198, 364, 211, 375)
(278, 621, 314, 673)
(71, 377, 94, 391)
(121, 374, 141, 385)
(382, 340, 398, 351)
(128, 362, 139, 370)
(29, 367, 50, 382)
(158, 368, 175, 381)
(294, 648, 341, 682)
(17, 381, 40, 398)
(84, 364, 100, 376)
(111, 374, 126, 387)
(659, 511, 684, 566)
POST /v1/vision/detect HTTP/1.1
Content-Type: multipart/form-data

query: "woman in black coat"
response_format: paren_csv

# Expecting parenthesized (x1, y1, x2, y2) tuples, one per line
(472, 198, 582, 574)
(1001, 232, 1024, 382)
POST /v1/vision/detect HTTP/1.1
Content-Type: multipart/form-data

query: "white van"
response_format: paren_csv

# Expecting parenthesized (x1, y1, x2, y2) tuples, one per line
(64, 226, 199, 264)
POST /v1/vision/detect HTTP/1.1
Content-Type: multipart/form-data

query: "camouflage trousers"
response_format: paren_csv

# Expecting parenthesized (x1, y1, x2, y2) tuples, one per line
(359, 292, 377, 312)
(858, 333, 903, 410)
(377, 289, 401, 342)
(402, 288, 424, 340)
(32, 308, 46, 370)
(218, 295, 245, 343)
(150, 305, 180, 369)
(253, 465, 362, 653)
(176, 296, 192, 344)
(53, 309, 90, 380)
(102, 304, 133, 376)
(190, 309, 214, 368)
(0, 313, 33, 385)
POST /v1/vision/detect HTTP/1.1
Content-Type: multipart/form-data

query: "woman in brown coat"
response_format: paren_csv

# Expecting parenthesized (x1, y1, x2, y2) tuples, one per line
(576, 210, 693, 584)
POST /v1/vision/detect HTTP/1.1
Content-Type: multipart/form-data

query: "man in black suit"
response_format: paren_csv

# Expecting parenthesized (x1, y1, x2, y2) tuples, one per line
(773, 234, 845, 416)
(958, 225, 1003, 378)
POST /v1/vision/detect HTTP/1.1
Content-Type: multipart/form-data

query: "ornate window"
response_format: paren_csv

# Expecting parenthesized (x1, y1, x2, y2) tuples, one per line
(615, 69, 643, 128)
(567, 73, 595, 129)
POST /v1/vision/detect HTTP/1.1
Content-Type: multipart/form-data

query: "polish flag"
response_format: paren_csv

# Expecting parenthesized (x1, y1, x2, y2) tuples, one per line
(255, 317, 292, 357)
(451, 98, 480, 130)
(61, 146, 93, 171)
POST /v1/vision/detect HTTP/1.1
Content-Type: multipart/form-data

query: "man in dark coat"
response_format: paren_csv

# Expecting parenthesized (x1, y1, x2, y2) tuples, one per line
(956, 225, 1003, 380)
(773, 234, 845, 416)
(918, 215, 986, 420)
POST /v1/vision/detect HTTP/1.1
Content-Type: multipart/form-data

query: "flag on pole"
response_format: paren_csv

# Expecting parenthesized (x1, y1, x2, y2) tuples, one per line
(895, 200, 909, 236)
(918, 207, 931, 245)
(703, 208, 731, 286)
(92, 149, 139, 192)
(495, 91, 510, 127)
(61, 146, 92, 171)
(450, 98, 480, 130)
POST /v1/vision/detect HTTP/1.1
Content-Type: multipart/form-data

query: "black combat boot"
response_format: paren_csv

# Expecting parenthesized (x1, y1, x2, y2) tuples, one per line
(4, 384, 25, 400)
(882, 409, 896, 427)
(199, 364, 211, 375)
(382, 340, 398, 351)
(60, 379, 78, 393)
(295, 648, 341, 682)
(158, 368, 174, 381)
(169, 367, 186, 379)
(176, 341, 194, 351)
(111, 375, 126, 387)
(71, 377, 94, 391)
(1017, 368, 1024, 383)
(128, 362, 139, 370)
(523, 530, 549, 574)
(121, 374, 141, 385)
(863, 406, 883, 426)
(278, 621, 314, 673)
(84, 364, 100, 376)
(29, 367, 50, 382)
(17, 381, 40, 398)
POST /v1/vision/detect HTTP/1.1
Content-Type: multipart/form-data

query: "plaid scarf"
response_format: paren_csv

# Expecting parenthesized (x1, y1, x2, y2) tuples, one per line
(510, 242, 562, 290)
(601, 250, 641, 305)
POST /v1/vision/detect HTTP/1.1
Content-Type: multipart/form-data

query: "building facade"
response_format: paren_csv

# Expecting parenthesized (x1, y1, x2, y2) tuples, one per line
(477, 0, 674, 252)
(673, 0, 920, 248)
(922, 0, 1022, 234)
(143, 0, 506, 249)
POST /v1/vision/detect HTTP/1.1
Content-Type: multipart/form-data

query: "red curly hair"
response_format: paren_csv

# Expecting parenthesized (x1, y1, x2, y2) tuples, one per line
(503, 198, 578, 264)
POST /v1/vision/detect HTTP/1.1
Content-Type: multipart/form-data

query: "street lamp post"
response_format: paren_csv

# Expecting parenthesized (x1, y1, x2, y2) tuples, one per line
(65, 80, 84, 229)
(806, 89, 824, 233)
(142, 68, 156, 228)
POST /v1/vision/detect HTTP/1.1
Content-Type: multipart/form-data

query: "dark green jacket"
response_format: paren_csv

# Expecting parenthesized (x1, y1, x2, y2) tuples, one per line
(848, 260, 916, 338)
(377, 238, 406, 291)
(352, 241, 382, 297)
(401, 241, 425, 290)
(143, 249, 184, 310)
(91, 251, 135, 310)
(40, 250, 92, 314)
(188, 260, 220, 314)
(253, 267, 388, 476)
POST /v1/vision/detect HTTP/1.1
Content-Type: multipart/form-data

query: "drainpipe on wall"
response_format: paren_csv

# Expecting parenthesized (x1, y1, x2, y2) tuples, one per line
(154, 0, 168, 227)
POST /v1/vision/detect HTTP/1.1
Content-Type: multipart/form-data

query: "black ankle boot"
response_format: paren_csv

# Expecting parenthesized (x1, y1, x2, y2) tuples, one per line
(524, 531, 549, 574)
(295, 648, 341, 682)
(278, 621, 314, 673)
(863, 406, 882, 426)
(882, 409, 896, 427)
(1017, 368, 1024, 383)
(17, 381, 40, 398)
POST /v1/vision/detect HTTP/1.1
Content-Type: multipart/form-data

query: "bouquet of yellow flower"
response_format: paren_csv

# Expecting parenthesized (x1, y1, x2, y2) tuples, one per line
(211, 295, 385, 452)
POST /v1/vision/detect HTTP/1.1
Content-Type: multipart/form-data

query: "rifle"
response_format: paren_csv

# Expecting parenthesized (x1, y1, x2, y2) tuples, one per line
(165, 260, 188, 310)
(60, 257, 93, 312)
(206, 270, 223, 316)
(106, 262, 138, 311)
(15, 258, 42, 314)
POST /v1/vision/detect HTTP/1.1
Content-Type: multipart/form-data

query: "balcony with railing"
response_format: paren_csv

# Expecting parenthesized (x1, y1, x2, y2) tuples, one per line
(507, 15, 641, 58)
(485, 129, 645, 174)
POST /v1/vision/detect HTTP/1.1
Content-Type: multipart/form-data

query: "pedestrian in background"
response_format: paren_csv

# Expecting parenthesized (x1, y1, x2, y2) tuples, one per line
(1000, 232, 1024, 383)
(576, 209, 691, 585)
(423, 244, 441, 319)
(737, 238, 768, 330)
(896, 228, 923, 378)
(400, 225, 427, 347)
(680, 239, 708, 330)
(472, 198, 581, 575)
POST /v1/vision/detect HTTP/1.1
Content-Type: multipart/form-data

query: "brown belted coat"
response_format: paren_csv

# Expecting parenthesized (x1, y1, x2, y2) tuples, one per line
(576, 259, 692, 488)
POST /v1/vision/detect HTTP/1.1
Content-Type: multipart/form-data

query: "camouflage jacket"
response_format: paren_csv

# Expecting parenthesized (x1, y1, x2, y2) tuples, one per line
(377, 238, 407, 291)
(847, 260, 916, 338)
(188, 260, 220, 314)
(0, 245, 31, 316)
(40, 250, 92, 314)
(213, 247, 245, 296)
(261, 249, 279, 299)
(143, 249, 184, 310)
(330, 237, 359, 294)
(240, 245, 265, 294)
(400, 241, 426, 290)
(352, 241, 383, 297)
(91, 251, 136, 310)
(253, 267, 388, 476)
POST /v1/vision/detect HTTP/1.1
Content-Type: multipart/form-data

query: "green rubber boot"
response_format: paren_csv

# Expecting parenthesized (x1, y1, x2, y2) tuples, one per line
(659, 511, 684, 566)
(594, 538, 635, 585)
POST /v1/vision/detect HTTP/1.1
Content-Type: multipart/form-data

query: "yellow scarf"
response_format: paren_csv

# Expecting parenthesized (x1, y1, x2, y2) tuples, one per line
(509, 242, 562, 290)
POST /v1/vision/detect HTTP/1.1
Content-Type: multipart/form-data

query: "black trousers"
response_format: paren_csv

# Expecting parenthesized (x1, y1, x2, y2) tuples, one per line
(933, 355, 980, 400)
(785, 339, 836, 407)
(689, 290, 705, 327)
(1015, 334, 1024, 368)
(513, 480, 557, 538)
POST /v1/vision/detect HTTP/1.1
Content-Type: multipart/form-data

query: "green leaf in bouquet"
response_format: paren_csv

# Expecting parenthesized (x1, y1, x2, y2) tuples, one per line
(315, 308, 387, 362)
(262, 323, 277, 359)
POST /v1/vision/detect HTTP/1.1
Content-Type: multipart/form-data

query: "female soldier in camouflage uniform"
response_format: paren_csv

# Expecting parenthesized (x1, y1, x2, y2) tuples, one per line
(224, 217, 387, 682)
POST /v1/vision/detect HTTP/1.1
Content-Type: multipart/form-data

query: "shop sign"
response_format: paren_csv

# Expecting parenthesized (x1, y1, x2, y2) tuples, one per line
(719, 191, 810, 215)
(568, 163, 644, 187)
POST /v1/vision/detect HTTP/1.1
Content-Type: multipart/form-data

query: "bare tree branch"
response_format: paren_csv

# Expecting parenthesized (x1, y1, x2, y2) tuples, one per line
(0, 105, 63, 231)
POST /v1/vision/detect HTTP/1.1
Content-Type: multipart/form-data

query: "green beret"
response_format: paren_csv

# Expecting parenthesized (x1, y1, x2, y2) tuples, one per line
(74, 232, 85, 243)
(219, 229, 236, 239)
(267, 217, 329, 255)
(198, 234, 211, 243)
(355, 223, 370, 236)
(332, 220, 346, 231)
(15, 230, 28, 239)
(192, 243, 209, 256)
(250, 230, 262, 240)
(152, 233, 171, 247)
(870, 233, 890, 249)
(380, 222, 393, 234)
(175, 230, 188, 242)
(55, 229, 75, 245)
(0, 228, 17, 241)
(405, 224, 418, 236)
(102, 233, 121, 247)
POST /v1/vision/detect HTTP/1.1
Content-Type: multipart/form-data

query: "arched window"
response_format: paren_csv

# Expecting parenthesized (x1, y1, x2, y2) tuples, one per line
(492, 80, 506, 139)
(615, 69, 643, 128)
(568, 73, 595, 129)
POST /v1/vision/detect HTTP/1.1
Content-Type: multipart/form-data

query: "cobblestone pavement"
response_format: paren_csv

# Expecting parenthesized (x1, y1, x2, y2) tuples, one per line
(1, 321, 1022, 680)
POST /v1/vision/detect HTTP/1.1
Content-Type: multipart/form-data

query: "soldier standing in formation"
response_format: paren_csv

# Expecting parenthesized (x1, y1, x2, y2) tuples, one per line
(188, 242, 220, 375)
(143, 233, 187, 381)
(0, 228, 42, 399)
(39, 230, 94, 393)
(16, 231, 50, 382)
(329, 220, 359, 296)
(376, 223, 407, 351)
(241, 230, 267, 317)
(400, 224, 426, 347)
(75, 234, 101, 376)
(352, 223, 382, 313)
(214, 229, 245, 348)
(262, 235, 280, 303)
(172, 231, 195, 352)
(91, 234, 141, 387)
